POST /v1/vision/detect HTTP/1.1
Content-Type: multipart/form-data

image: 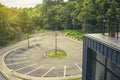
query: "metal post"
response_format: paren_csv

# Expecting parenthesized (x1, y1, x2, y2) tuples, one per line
(27, 34, 30, 48)
(27, 24, 30, 48)
(102, 17, 105, 35)
(55, 27, 57, 55)
(117, 16, 119, 39)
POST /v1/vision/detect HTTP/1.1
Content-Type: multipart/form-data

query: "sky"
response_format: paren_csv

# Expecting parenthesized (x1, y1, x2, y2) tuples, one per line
(0, 0, 68, 8)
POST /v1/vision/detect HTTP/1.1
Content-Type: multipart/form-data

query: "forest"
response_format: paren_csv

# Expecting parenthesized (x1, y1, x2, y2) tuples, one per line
(0, 0, 120, 46)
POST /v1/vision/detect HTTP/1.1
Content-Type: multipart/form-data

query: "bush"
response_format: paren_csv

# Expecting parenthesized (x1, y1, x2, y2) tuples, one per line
(62, 30, 84, 41)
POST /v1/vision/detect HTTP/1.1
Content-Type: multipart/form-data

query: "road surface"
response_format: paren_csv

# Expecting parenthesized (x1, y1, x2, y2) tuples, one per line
(2, 32, 83, 79)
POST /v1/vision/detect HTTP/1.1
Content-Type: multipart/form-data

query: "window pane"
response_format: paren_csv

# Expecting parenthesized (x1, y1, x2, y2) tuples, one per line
(94, 61, 105, 80)
(96, 53, 105, 65)
(90, 58, 105, 80)
(107, 71, 120, 80)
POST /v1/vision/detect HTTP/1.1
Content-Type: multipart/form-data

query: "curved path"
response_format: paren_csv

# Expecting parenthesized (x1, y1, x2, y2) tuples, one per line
(2, 32, 83, 79)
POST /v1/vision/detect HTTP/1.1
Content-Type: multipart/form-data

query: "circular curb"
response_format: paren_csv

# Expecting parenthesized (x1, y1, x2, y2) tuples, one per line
(43, 49, 68, 59)
(1, 32, 82, 80)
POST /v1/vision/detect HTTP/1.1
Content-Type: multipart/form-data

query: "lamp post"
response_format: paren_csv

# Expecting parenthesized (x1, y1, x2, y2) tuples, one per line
(26, 24, 30, 48)
(117, 16, 119, 39)
(55, 27, 58, 55)
(102, 17, 106, 35)
(27, 34, 30, 48)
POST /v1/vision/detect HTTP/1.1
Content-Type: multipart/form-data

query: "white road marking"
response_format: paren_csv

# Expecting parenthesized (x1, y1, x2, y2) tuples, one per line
(34, 45, 40, 50)
(41, 66, 55, 78)
(6, 60, 30, 66)
(34, 45, 40, 52)
(75, 63, 82, 72)
(31, 43, 41, 53)
(64, 65, 66, 77)
(15, 63, 36, 71)
(25, 66, 43, 75)
(6, 57, 27, 61)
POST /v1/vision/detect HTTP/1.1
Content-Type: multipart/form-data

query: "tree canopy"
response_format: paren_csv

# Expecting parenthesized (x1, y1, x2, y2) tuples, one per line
(0, 0, 120, 46)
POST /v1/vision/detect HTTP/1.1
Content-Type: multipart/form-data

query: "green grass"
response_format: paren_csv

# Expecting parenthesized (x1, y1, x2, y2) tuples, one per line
(45, 50, 67, 58)
(7, 38, 18, 45)
(62, 30, 84, 41)
(35, 29, 50, 33)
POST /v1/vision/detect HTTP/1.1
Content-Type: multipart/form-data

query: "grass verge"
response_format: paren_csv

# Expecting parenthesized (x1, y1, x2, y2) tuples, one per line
(45, 50, 67, 58)
(62, 30, 84, 41)
(35, 29, 51, 33)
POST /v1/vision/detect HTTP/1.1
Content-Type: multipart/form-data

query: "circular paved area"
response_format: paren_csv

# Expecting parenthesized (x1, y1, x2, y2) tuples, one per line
(4, 32, 83, 78)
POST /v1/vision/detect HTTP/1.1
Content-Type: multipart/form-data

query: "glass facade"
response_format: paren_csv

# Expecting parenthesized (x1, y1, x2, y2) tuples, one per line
(91, 60, 105, 80)
(82, 35, 120, 80)
(106, 71, 120, 80)
(87, 48, 120, 80)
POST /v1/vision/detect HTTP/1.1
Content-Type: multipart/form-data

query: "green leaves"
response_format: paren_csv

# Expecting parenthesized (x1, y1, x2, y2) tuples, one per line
(0, 0, 119, 46)
(106, 0, 119, 31)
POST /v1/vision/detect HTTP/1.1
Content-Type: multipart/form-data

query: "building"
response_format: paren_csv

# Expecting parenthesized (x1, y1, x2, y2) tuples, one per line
(82, 34, 120, 80)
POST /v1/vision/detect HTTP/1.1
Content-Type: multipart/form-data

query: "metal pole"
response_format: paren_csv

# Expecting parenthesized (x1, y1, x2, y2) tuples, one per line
(117, 16, 119, 39)
(55, 28, 57, 55)
(27, 24, 29, 48)
(102, 17, 105, 35)
(27, 34, 29, 48)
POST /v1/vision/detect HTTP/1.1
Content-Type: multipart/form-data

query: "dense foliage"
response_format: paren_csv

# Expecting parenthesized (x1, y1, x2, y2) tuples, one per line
(0, 0, 120, 46)
(62, 30, 84, 41)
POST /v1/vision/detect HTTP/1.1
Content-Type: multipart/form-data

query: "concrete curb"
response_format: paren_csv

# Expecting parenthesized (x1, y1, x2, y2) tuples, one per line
(1, 45, 27, 80)
(3, 49, 81, 80)
(1, 32, 82, 80)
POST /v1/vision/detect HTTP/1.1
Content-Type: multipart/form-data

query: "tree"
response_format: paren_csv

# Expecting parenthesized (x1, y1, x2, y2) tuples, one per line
(77, 0, 97, 33)
(0, 6, 10, 46)
(106, 0, 119, 32)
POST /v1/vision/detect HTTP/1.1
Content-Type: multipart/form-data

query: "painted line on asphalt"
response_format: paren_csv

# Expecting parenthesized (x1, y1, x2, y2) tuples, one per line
(25, 66, 43, 75)
(34, 45, 40, 52)
(5, 57, 27, 61)
(64, 65, 66, 77)
(6, 60, 30, 66)
(31, 43, 39, 50)
(34, 45, 38, 49)
(31, 43, 41, 53)
(75, 63, 82, 72)
(35, 45, 40, 50)
(15, 63, 36, 72)
(41, 66, 55, 78)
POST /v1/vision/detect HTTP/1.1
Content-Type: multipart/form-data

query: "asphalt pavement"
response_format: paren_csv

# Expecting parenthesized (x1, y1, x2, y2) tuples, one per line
(0, 32, 83, 80)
